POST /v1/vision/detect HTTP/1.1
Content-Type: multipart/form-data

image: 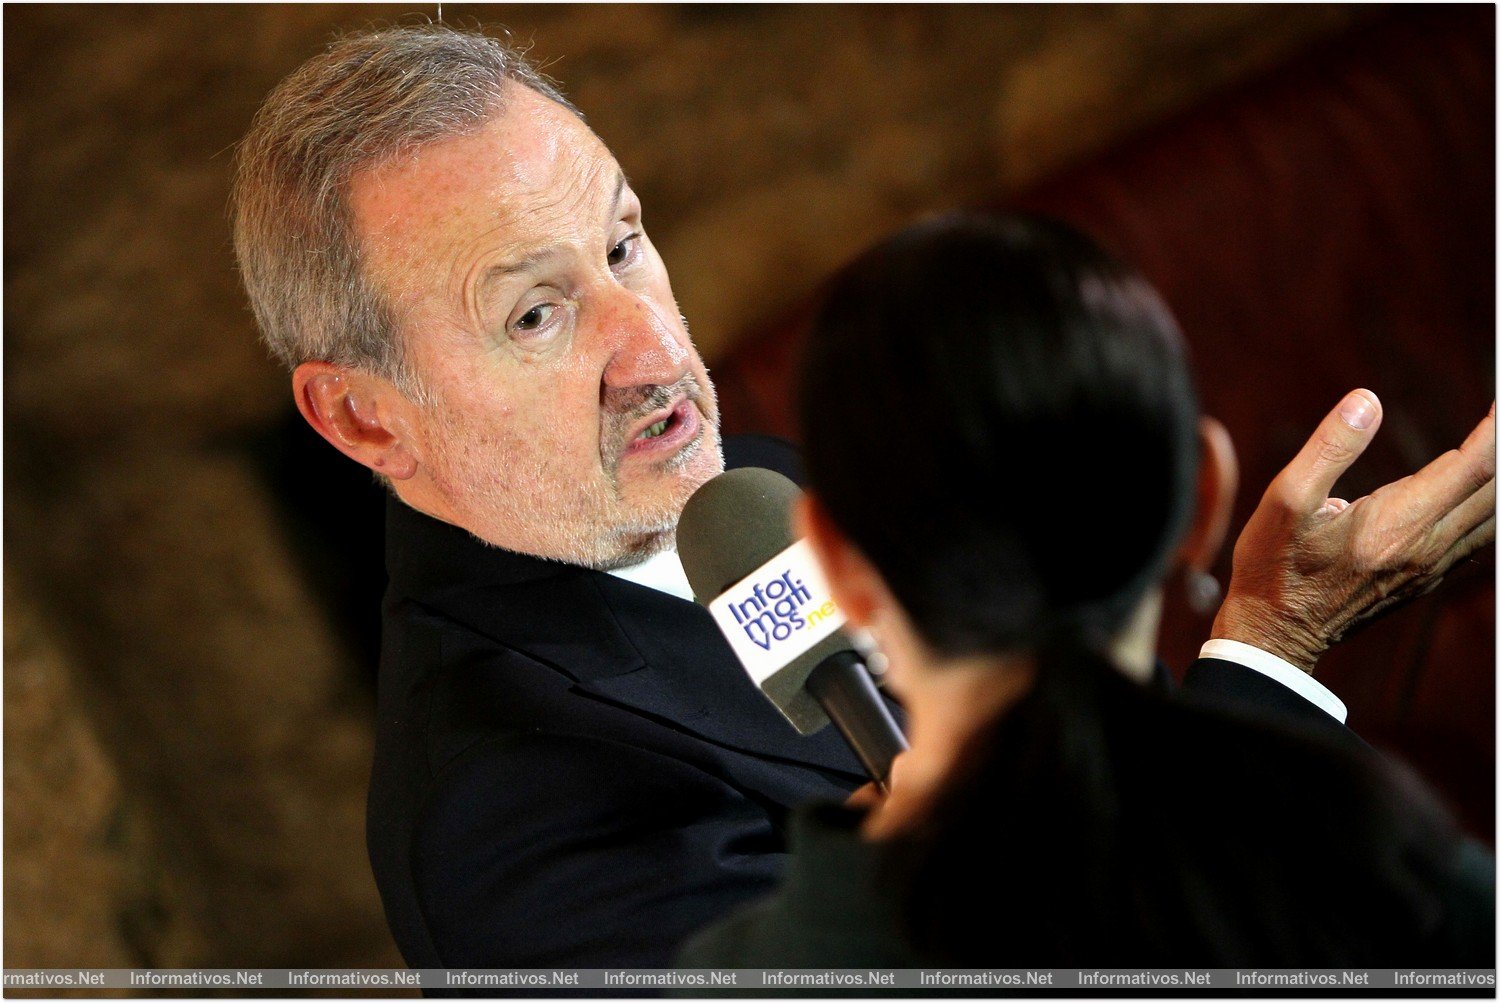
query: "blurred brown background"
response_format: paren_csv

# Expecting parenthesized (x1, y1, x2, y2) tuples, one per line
(5, 2, 1490, 980)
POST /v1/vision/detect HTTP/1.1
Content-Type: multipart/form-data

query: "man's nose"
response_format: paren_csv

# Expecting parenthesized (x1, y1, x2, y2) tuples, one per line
(598, 290, 689, 391)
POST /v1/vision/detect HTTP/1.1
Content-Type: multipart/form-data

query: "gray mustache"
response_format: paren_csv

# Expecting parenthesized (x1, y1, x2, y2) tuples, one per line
(599, 373, 707, 475)
(605, 375, 702, 433)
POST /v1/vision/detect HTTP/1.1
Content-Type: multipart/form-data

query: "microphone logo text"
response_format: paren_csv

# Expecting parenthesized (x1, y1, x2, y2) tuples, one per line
(728, 570, 838, 651)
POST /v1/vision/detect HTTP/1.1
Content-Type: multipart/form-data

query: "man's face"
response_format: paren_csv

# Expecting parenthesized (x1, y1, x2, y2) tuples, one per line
(350, 82, 724, 568)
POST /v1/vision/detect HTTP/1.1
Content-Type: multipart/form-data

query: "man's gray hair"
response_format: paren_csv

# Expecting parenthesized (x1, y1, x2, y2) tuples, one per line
(230, 25, 575, 394)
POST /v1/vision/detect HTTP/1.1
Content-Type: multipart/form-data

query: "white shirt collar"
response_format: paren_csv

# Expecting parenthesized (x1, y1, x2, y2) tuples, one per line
(606, 547, 696, 603)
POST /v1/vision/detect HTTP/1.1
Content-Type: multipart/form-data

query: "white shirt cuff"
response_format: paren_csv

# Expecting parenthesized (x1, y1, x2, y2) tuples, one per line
(1198, 638, 1347, 724)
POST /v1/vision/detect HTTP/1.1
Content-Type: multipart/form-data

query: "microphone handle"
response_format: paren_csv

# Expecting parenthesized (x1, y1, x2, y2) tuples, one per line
(805, 650, 909, 793)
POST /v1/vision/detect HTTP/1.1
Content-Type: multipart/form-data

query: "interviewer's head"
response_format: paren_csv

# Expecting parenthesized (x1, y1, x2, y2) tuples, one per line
(796, 213, 1235, 729)
(792, 215, 1467, 968)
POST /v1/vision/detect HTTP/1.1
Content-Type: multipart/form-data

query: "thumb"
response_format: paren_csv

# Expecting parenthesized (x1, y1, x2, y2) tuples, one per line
(1272, 389, 1383, 515)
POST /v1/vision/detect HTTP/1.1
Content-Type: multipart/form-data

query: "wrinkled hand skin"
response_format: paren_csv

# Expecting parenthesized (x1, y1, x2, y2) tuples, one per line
(1213, 392, 1496, 675)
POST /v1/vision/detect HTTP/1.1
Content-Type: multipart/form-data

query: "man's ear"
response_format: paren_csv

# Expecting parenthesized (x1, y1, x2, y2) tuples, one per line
(291, 361, 421, 479)
(1177, 415, 1239, 573)
(793, 493, 888, 629)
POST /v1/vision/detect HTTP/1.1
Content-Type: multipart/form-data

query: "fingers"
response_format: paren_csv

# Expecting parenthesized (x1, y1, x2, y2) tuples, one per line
(1436, 478, 1496, 548)
(1469, 516, 1495, 556)
(1408, 404, 1497, 520)
(1430, 514, 1495, 581)
(1272, 390, 1383, 515)
(1460, 401, 1496, 452)
(1455, 513, 1496, 563)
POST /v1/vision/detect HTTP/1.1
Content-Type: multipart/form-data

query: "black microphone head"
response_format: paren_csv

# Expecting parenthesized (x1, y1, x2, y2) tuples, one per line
(678, 466, 801, 604)
(678, 466, 859, 735)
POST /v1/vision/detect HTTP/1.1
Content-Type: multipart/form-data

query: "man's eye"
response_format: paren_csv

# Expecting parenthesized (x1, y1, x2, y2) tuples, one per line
(608, 233, 640, 268)
(514, 304, 554, 332)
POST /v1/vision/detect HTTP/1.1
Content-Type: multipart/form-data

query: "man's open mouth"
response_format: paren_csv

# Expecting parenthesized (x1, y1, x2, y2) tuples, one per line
(622, 398, 700, 459)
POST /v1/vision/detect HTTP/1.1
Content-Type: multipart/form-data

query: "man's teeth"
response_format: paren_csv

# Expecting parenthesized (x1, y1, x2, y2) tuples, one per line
(638, 419, 669, 440)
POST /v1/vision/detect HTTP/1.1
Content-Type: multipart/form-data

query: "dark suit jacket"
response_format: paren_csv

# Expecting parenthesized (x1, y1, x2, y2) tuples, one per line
(366, 436, 1348, 974)
(368, 437, 884, 974)
(677, 790, 1494, 972)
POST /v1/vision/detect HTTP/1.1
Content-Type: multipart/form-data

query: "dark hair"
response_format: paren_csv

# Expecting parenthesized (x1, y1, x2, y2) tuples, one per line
(797, 213, 1486, 965)
(800, 213, 1198, 658)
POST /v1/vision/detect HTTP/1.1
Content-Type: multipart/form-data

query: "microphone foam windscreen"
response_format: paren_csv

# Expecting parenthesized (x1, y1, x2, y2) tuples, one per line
(678, 467, 855, 734)
(678, 467, 802, 604)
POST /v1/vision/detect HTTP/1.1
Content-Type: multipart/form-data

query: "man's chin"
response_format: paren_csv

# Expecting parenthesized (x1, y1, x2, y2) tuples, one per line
(595, 526, 677, 571)
(600, 441, 721, 567)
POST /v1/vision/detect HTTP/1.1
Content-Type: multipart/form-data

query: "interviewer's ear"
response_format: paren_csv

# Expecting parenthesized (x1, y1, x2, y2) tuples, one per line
(1177, 415, 1239, 573)
(794, 493, 887, 629)
(291, 361, 421, 479)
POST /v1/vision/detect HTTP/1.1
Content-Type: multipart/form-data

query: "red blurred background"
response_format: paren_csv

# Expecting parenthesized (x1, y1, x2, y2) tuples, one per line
(714, 5, 1496, 840)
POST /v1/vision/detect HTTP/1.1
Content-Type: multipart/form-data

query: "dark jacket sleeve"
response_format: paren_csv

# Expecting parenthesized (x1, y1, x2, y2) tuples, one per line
(1181, 656, 1358, 742)
(411, 730, 787, 969)
(1436, 839, 1497, 966)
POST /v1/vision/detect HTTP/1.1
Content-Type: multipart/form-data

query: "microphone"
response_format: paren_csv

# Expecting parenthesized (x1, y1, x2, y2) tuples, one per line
(677, 467, 908, 790)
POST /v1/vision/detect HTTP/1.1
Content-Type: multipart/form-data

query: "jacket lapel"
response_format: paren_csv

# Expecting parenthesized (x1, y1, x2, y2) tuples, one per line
(576, 572, 880, 779)
(385, 494, 878, 781)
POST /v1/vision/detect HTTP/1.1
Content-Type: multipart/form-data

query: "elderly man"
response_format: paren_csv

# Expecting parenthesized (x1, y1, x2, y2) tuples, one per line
(231, 27, 1494, 972)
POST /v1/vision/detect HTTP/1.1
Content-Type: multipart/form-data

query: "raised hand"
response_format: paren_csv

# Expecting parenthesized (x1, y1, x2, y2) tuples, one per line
(1212, 390, 1495, 673)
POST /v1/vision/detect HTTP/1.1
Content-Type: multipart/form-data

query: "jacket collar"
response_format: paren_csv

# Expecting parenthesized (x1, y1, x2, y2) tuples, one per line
(384, 496, 645, 683)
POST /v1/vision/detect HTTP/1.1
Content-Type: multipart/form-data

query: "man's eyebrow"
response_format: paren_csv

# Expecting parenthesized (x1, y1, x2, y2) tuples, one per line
(479, 171, 631, 290)
(608, 169, 629, 220)
(482, 246, 563, 283)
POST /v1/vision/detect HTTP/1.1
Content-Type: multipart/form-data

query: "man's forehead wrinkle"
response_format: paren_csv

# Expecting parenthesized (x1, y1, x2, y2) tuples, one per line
(348, 82, 627, 336)
(510, 156, 613, 240)
(462, 154, 619, 301)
